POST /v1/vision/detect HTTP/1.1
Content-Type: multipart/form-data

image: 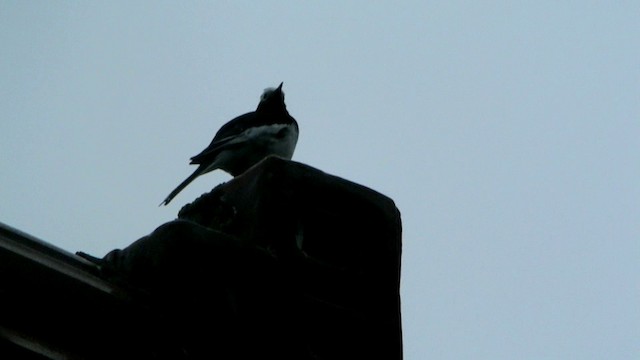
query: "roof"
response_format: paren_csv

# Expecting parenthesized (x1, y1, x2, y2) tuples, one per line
(0, 221, 180, 360)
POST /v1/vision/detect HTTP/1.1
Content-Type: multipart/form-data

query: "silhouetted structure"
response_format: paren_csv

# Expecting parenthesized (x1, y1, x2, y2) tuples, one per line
(1, 157, 402, 359)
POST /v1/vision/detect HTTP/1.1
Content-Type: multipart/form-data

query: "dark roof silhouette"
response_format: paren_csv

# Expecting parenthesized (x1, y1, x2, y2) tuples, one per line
(1, 157, 402, 360)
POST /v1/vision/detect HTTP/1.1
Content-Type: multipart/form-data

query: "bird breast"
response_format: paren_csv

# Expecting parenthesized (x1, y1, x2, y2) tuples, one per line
(246, 123, 298, 159)
(214, 123, 299, 176)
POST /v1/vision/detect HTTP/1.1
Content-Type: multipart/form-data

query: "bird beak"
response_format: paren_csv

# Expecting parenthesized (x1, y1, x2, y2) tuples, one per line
(277, 82, 284, 92)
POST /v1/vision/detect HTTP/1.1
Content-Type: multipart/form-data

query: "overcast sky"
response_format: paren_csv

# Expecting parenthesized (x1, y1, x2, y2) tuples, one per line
(1, 2, 638, 359)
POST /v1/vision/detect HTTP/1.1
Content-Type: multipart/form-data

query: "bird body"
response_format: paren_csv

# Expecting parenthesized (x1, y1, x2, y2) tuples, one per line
(160, 83, 298, 206)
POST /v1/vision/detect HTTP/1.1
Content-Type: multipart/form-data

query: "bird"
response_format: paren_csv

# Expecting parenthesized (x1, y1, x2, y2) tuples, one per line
(160, 82, 299, 206)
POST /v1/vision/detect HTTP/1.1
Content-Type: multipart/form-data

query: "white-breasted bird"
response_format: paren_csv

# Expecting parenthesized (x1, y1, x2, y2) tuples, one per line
(160, 82, 298, 206)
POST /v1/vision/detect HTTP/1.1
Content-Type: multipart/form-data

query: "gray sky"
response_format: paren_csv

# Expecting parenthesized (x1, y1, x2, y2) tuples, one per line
(1, 2, 638, 359)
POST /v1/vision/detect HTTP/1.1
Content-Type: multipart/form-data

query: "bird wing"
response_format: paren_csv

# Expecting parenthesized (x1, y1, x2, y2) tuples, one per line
(189, 133, 245, 165)
(190, 112, 258, 165)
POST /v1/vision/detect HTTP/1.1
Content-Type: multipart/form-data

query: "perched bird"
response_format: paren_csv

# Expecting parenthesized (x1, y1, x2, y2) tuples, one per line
(160, 83, 298, 206)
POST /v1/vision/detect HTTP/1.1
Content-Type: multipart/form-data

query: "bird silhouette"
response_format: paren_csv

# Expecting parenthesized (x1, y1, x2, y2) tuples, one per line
(160, 82, 298, 206)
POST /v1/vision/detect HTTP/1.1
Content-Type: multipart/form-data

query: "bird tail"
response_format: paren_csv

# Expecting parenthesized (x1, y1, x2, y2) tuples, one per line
(159, 167, 205, 206)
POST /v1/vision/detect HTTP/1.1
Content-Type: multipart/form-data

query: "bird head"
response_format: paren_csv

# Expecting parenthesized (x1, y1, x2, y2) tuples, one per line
(257, 82, 286, 112)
